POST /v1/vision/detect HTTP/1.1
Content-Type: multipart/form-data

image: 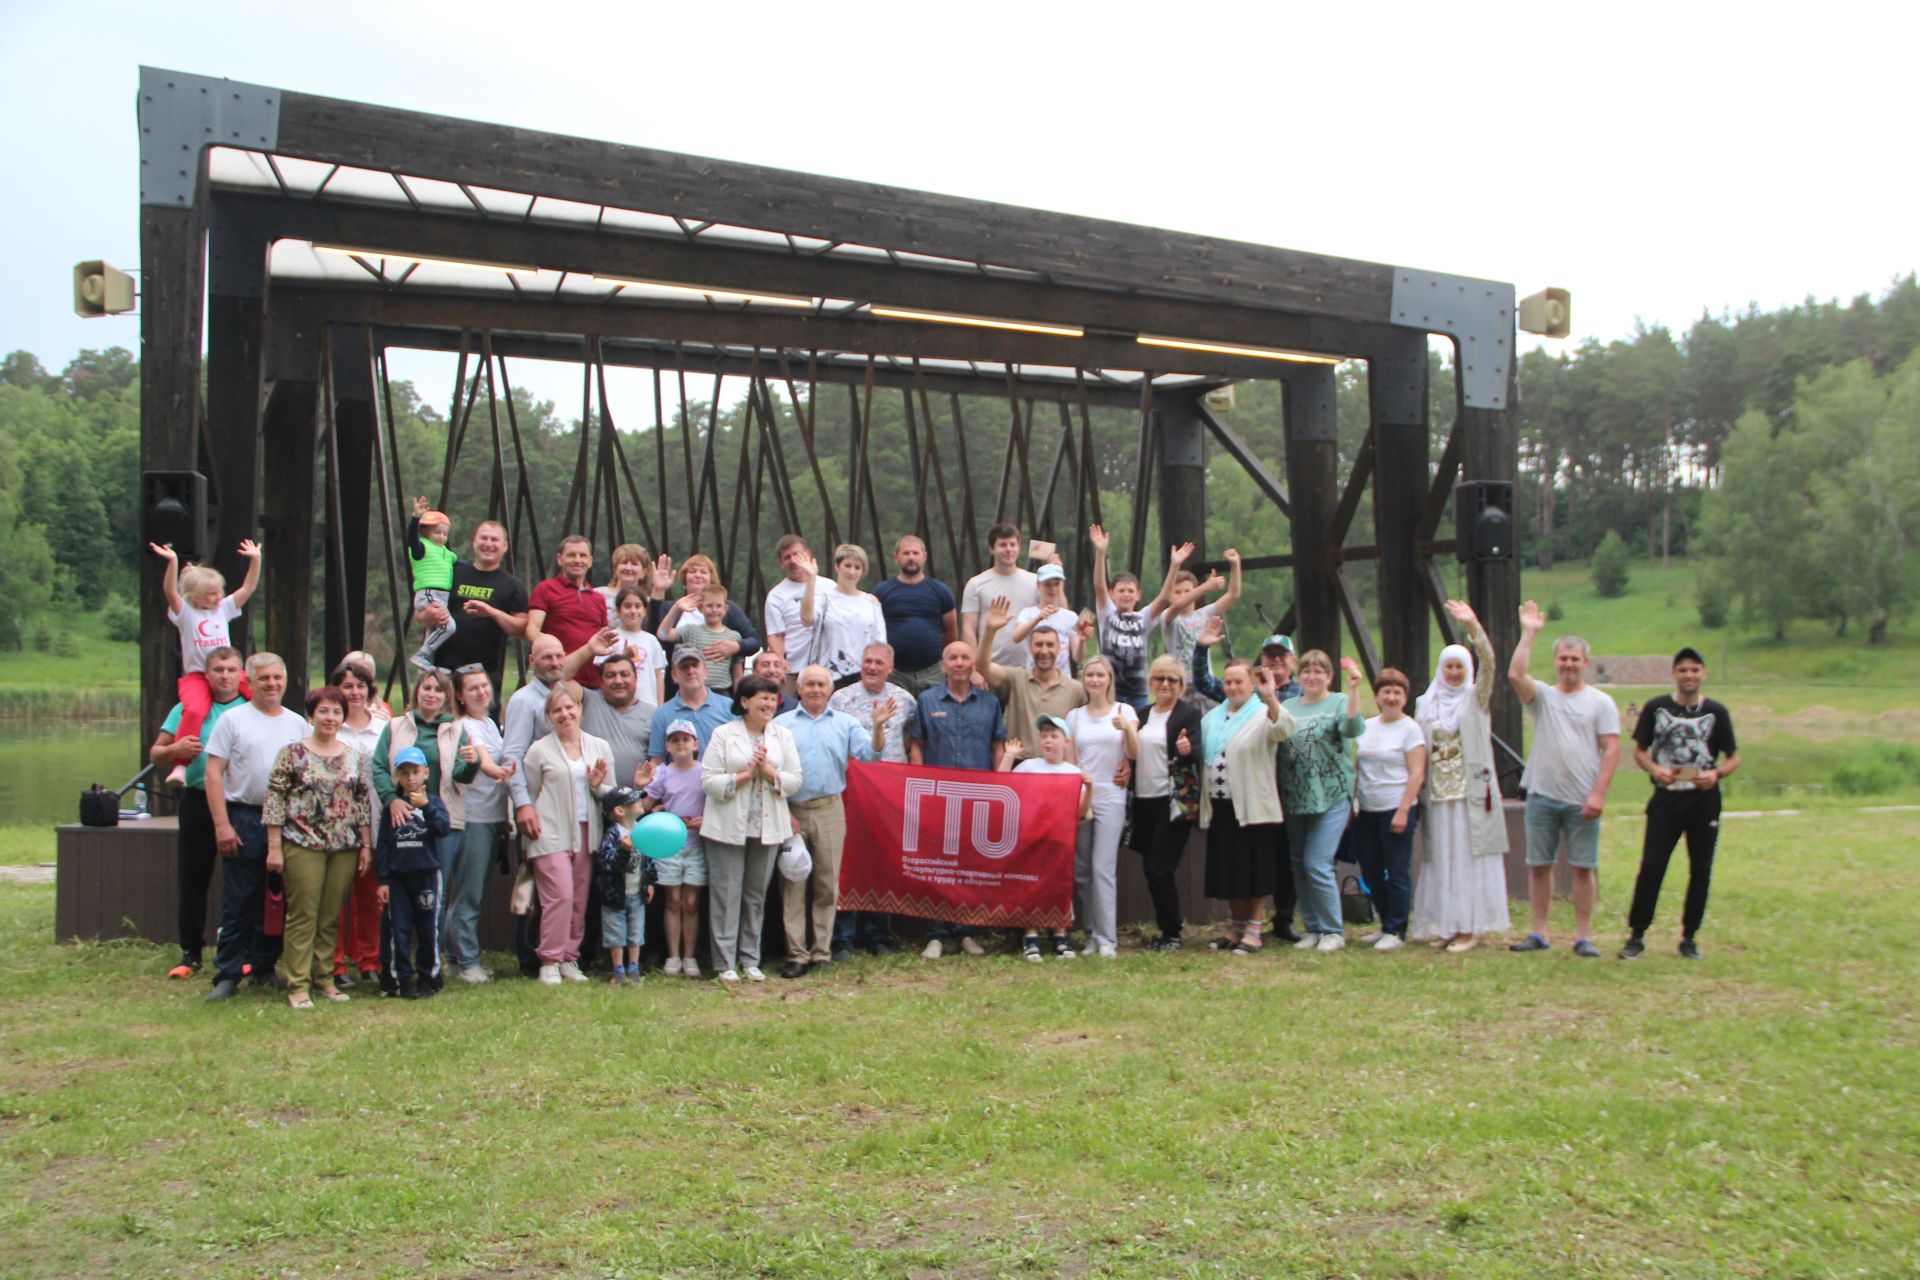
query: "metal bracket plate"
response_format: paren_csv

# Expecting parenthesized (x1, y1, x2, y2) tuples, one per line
(139, 66, 280, 207)
(1389, 268, 1514, 411)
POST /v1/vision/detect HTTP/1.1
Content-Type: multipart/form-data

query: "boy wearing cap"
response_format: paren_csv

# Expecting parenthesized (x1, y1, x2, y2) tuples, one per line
(406, 496, 462, 673)
(644, 719, 709, 976)
(376, 746, 452, 999)
(1004, 714, 1090, 960)
(595, 784, 656, 984)
(1621, 648, 1740, 960)
(1010, 562, 1087, 676)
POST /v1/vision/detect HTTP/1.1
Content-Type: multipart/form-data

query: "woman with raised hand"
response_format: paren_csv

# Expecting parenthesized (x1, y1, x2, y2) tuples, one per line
(1199, 658, 1295, 954)
(1065, 656, 1138, 958)
(1409, 601, 1511, 952)
(520, 682, 616, 984)
(814, 544, 889, 689)
(1129, 654, 1205, 951)
(263, 686, 372, 1010)
(700, 675, 802, 983)
(1277, 651, 1367, 952)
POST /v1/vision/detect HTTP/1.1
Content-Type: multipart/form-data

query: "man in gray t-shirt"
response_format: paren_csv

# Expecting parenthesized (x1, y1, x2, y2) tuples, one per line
(579, 651, 655, 788)
(960, 522, 1039, 671)
(1507, 601, 1621, 956)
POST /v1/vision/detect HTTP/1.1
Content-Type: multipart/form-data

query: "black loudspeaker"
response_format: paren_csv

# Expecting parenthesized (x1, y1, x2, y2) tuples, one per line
(1454, 481, 1515, 562)
(143, 470, 209, 563)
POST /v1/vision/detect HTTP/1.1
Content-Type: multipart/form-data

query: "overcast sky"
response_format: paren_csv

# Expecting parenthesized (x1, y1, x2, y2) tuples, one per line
(4, 0, 1914, 416)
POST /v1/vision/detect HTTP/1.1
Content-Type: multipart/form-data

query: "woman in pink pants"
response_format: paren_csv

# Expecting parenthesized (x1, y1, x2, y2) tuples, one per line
(518, 684, 614, 984)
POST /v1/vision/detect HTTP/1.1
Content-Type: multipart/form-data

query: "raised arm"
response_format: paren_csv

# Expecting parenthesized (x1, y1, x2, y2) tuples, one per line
(1445, 601, 1499, 712)
(797, 551, 820, 628)
(1216, 548, 1243, 613)
(229, 539, 264, 608)
(975, 595, 1016, 688)
(148, 542, 184, 614)
(1088, 525, 1112, 613)
(1148, 541, 1193, 615)
(1189, 613, 1227, 702)
(559, 628, 618, 681)
(1508, 600, 1544, 705)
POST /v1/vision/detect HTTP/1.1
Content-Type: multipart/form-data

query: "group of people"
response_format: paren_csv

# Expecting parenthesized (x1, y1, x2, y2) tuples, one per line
(147, 509, 1740, 1008)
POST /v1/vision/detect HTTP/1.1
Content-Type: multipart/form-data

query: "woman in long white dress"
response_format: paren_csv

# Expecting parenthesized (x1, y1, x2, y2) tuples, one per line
(1409, 600, 1511, 951)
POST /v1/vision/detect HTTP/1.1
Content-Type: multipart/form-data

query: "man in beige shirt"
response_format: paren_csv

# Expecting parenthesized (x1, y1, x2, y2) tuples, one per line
(976, 595, 1086, 762)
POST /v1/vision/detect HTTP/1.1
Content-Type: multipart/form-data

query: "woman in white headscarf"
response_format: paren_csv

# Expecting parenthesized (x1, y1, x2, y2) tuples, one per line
(1408, 600, 1511, 951)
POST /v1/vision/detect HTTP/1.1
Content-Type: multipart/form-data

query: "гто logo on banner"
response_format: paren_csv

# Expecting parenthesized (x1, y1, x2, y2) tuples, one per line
(901, 778, 1021, 860)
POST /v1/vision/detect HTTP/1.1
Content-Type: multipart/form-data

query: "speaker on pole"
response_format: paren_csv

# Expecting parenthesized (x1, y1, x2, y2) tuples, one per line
(1454, 481, 1515, 562)
(143, 471, 209, 563)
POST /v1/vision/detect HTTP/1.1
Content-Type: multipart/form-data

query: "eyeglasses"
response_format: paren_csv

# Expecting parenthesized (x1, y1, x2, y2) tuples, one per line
(1150, 675, 1180, 684)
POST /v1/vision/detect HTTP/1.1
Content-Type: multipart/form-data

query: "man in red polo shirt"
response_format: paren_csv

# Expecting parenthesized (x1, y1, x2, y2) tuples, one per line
(527, 536, 608, 690)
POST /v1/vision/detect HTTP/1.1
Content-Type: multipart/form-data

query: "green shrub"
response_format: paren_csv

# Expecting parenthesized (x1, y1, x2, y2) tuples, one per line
(102, 596, 142, 643)
(1697, 570, 1731, 629)
(29, 622, 52, 653)
(1832, 743, 1920, 796)
(1546, 599, 1565, 622)
(52, 630, 79, 658)
(1591, 530, 1630, 598)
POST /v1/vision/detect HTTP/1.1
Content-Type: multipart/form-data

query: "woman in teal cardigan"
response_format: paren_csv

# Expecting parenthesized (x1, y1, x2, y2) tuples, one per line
(1278, 650, 1367, 951)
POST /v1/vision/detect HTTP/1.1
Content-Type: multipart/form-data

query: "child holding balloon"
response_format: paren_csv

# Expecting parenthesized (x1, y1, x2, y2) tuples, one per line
(642, 720, 709, 978)
(595, 787, 657, 985)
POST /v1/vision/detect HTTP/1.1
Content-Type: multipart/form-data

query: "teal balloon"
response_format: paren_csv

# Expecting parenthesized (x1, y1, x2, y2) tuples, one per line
(633, 812, 688, 860)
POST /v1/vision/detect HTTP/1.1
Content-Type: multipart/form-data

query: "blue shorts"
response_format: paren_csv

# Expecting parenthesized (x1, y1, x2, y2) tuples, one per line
(601, 896, 646, 948)
(1525, 794, 1601, 869)
(650, 834, 709, 887)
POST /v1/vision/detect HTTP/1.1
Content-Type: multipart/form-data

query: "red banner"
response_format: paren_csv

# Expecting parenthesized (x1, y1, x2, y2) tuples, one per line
(839, 760, 1080, 929)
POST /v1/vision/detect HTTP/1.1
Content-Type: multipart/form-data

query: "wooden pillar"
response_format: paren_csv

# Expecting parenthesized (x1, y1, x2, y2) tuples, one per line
(1156, 391, 1208, 565)
(1370, 331, 1431, 681)
(260, 381, 320, 700)
(326, 332, 377, 669)
(138, 202, 208, 751)
(1283, 367, 1341, 664)
(203, 215, 271, 665)
(1461, 352, 1524, 787)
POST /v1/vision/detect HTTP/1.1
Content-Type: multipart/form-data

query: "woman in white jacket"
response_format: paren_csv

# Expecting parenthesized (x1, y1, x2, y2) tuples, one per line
(520, 683, 614, 984)
(701, 674, 802, 982)
(1409, 600, 1511, 951)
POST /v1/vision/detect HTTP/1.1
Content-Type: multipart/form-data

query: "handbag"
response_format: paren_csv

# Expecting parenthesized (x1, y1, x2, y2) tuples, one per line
(1339, 873, 1376, 926)
(79, 784, 119, 828)
(262, 872, 287, 937)
(510, 859, 537, 915)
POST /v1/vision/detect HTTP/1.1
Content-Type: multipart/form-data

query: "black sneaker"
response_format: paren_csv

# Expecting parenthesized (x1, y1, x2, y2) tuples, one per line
(204, 978, 239, 1002)
(1270, 926, 1304, 945)
(398, 978, 420, 1000)
(1572, 939, 1602, 958)
(334, 970, 355, 989)
(870, 940, 895, 957)
(1678, 938, 1701, 960)
(1509, 934, 1551, 953)
(1147, 936, 1183, 952)
(1617, 937, 1645, 960)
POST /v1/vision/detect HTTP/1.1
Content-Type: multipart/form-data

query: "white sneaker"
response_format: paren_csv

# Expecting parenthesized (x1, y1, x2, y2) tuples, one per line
(682, 959, 703, 978)
(457, 964, 491, 984)
(1316, 933, 1346, 952)
(558, 960, 588, 983)
(718, 968, 740, 983)
(1097, 943, 1118, 959)
(662, 956, 683, 976)
(537, 964, 562, 986)
(1373, 934, 1405, 952)
(1293, 932, 1322, 950)
(959, 936, 986, 956)
(743, 966, 766, 982)
(1357, 931, 1385, 946)
(921, 939, 944, 959)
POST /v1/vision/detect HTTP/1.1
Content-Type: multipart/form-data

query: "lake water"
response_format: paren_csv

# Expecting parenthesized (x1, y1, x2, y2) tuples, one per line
(0, 719, 143, 826)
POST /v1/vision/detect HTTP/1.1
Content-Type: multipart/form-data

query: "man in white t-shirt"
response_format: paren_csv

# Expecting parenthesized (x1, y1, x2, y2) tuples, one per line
(1507, 601, 1621, 956)
(763, 533, 823, 684)
(202, 651, 310, 1001)
(960, 523, 1038, 672)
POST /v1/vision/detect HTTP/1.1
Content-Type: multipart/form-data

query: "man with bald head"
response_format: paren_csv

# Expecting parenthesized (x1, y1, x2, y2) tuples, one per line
(773, 664, 883, 977)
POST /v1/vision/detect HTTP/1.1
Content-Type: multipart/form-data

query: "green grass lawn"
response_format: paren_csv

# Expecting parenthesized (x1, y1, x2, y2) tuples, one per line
(3, 809, 1916, 1279)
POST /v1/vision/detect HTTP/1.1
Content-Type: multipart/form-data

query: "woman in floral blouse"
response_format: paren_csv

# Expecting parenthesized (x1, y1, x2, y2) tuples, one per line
(265, 685, 373, 1009)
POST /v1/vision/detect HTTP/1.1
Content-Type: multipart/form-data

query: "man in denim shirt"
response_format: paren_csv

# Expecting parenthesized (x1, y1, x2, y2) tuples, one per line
(906, 640, 1009, 956)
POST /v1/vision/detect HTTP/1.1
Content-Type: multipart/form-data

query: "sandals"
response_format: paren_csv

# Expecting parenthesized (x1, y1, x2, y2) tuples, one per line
(1208, 932, 1244, 952)
(316, 986, 351, 1002)
(1231, 934, 1265, 955)
(287, 994, 315, 1011)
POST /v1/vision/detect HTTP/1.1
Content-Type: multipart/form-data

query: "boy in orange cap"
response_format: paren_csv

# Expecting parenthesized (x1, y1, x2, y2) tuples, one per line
(407, 495, 462, 672)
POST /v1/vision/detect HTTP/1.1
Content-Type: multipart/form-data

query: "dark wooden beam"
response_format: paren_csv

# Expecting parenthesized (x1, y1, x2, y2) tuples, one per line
(1156, 391, 1208, 569)
(1461, 343, 1524, 790)
(259, 380, 320, 694)
(1281, 367, 1342, 670)
(211, 190, 1356, 360)
(269, 90, 1398, 321)
(139, 201, 209, 755)
(1370, 330, 1431, 681)
(326, 330, 377, 665)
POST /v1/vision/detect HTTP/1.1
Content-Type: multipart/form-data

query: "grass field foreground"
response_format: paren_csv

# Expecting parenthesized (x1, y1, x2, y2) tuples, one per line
(2, 810, 1916, 1278)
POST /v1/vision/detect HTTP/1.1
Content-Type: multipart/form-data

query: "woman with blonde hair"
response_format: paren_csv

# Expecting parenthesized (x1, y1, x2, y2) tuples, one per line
(1200, 657, 1295, 954)
(1066, 655, 1138, 957)
(1129, 654, 1206, 950)
(520, 682, 615, 984)
(1277, 649, 1367, 952)
(815, 543, 888, 688)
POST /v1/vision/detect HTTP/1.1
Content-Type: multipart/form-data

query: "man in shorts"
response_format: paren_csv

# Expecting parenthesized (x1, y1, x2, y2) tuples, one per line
(1507, 600, 1620, 957)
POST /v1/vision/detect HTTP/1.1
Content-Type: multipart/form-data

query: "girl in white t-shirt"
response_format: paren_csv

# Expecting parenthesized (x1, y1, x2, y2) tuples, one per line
(150, 538, 263, 789)
(1065, 657, 1139, 957)
(1350, 667, 1427, 949)
(597, 587, 668, 705)
(1004, 716, 1088, 962)
(597, 543, 650, 626)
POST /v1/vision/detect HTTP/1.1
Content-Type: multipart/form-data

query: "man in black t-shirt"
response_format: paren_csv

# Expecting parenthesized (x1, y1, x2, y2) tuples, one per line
(414, 519, 530, 703)
(1620, 647, 1741, 960)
